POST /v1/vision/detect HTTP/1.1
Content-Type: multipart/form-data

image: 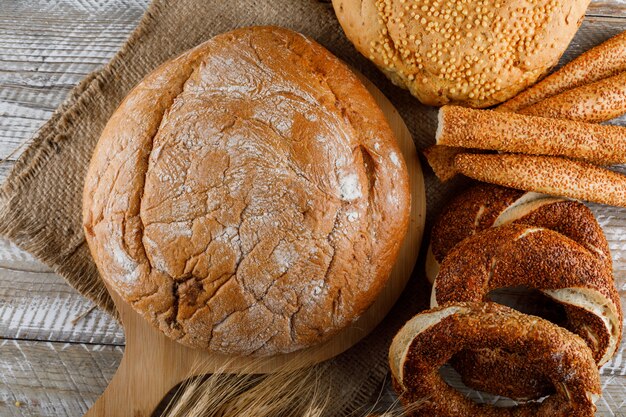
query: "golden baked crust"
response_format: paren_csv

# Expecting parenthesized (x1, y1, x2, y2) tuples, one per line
(518, 71, 626, 123)
(498, 30, 626, 112)
(455, 153, 626, 207)
(82, 26, 410, 355)
(332, 0, 590, 107)
(434, 223, 621, 349)
(389, 302, 601, 417)
(430, 184, 610, 267)
(430, 184, 524, 262)
(437, 105, 626, 165)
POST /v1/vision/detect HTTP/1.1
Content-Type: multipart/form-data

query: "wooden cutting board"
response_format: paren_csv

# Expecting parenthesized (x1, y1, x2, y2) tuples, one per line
(83, 72, 425, 417)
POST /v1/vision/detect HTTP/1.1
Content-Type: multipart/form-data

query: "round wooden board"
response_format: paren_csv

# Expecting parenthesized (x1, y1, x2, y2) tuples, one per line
(84, 73, 425, 417)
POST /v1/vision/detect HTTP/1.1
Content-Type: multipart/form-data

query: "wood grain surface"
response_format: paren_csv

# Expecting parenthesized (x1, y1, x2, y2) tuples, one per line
(1, 1, 626, 417)
(0, 1, 144, 415)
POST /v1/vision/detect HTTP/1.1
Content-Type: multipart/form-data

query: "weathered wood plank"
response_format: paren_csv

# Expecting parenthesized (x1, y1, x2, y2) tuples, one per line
(0, 339, 123, 417)
(0, 0, 148, 160)
(0, 238, 125, 345)
(0, 161, 15, 184)
(589, 1, 626, 17)
(0, 3, 141, 414)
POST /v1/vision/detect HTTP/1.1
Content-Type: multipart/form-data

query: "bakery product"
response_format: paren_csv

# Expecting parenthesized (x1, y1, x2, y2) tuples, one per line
(436, 105, 626, 165)
(433, 223, 621, 365)
(422, 145, 467, 182)
(428, 184, 611, 284)
(332, 0, 590, 107)
(455, 153, 626, 207)
(425, 71, 626, 182)
(517, 71, 626, 123)
(427, 184, 621, 399)
(433, 223, 620, 398)
(499, 30, 626, 112)
(82, 26, 411, 355)
(389, 302, 601, 417)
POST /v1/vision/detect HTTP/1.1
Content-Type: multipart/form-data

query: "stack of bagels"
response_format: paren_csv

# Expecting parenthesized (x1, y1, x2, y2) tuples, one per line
(391, 184, 622, 416)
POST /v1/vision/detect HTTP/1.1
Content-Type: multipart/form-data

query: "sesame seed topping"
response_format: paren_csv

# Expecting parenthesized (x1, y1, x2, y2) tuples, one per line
(370, 0, 560, 102)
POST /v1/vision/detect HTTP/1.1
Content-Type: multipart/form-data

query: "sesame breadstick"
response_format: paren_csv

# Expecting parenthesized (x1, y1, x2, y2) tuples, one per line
(455, 153, 626, 207)
(498, 30, 626, 112)
(426, 80, 626, 181)
(436, 105, 626, 165)
(518, 71, 626, 123)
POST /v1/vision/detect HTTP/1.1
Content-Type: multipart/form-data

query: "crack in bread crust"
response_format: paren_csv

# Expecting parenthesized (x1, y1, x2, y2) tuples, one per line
(82, 26, 410, 356)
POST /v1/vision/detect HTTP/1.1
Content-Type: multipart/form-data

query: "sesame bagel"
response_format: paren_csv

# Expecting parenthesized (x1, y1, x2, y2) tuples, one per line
(432, 223, 621, 365)
(431, 223, 621, 399)
(389, 302, 601, 417)
(332, 0, 590, 107)
(427, 184, 611, 283)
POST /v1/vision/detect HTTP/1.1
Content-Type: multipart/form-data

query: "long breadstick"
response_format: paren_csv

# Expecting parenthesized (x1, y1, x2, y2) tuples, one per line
(436, 105, 626, 165)
(454, 153, 626, 207)
(426, 78, 626, 181)
(498, 31, 626, 112)
(518, 71, 626, 123)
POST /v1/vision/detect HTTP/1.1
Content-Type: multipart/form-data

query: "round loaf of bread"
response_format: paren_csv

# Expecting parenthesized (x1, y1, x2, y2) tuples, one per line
(82, 26, 411, 356)
(332, 0, 590, 107)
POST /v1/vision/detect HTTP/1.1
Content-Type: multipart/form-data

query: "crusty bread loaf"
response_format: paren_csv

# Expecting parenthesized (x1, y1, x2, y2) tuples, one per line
(332, 0, 590, 108)
(82, 26, 411, 356)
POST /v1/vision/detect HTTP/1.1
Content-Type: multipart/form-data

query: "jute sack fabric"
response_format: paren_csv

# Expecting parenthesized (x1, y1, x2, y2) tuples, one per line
(0, 0, 458, 414)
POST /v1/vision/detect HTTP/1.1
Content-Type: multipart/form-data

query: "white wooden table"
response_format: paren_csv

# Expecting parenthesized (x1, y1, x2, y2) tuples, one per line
(1, 1, 626, 416)
(0, 2, 144, 415)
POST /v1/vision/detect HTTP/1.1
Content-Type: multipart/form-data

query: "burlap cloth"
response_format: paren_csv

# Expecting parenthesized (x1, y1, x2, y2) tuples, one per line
(1, 0, 623, 415)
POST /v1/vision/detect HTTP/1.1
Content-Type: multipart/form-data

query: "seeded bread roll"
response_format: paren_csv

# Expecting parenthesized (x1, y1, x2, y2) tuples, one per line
(82, 26, 411, 356)
(332, 0, 590, 107)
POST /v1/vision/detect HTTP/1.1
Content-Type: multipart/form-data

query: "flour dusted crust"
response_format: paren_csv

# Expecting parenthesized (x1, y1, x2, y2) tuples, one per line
(82, 26, 410, 355)
(332, 0, 590, 107)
